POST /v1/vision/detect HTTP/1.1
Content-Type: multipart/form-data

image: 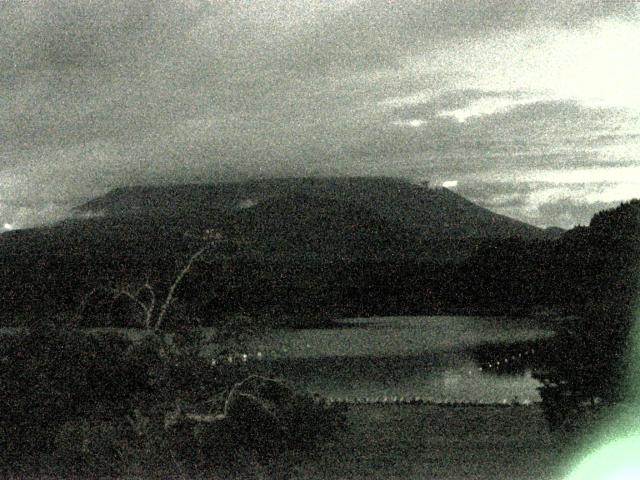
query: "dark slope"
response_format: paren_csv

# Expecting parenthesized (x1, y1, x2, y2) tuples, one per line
(74, 177, 553, 241)
(219, 193, 421, 260)
(0, 177, 564, 324)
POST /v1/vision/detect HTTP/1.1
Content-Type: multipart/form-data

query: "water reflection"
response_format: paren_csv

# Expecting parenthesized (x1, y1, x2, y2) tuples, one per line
(210, 316, 553, 404)
(262, 352, 542, 404)
(83, 316, 551, 404)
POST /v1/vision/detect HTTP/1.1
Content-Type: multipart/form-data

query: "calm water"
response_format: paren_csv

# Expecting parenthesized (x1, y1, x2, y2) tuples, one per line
(240, 316, 554, 404)
(2, 316, 553, 404)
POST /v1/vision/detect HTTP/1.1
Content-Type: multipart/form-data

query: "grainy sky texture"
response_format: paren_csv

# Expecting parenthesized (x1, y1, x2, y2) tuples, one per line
(1, 0, 639, 230)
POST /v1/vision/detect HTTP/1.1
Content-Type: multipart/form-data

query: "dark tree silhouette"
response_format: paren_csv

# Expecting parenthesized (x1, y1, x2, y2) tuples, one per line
(534, 200, 640, 431)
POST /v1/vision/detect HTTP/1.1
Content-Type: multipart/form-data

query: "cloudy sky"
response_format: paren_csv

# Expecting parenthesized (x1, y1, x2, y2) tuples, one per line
(1, 0, 639, 230)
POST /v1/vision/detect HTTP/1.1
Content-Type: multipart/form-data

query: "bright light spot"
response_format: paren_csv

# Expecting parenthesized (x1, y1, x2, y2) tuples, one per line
(566, 436, 640, 480)
(392, 119, 425, 127)
(2, 223, 13, 231)
(545, 20, 640, 109)
(438, 95, 544, 123)
(463, 19, 640, 110)
(442, 180, 458, 188)
(400, 10, 640, 114)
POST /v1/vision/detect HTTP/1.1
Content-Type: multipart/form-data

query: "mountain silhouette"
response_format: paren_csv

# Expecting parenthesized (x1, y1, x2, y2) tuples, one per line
(0, 177, 564, 323)
(75, 176, 555, 245)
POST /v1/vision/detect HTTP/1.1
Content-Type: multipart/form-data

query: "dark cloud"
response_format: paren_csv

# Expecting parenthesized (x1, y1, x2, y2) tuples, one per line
(340, 95, 637, 180)
(278, 0, 637, 73)
(0, 1, 218, 70)
(0, 0, 638, 230)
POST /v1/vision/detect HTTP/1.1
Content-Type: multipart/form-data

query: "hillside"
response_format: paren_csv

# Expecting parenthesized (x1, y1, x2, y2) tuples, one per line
(75, 177, 553, 241)
(0, 177, 565, 324)
(220, 192, 420, 260)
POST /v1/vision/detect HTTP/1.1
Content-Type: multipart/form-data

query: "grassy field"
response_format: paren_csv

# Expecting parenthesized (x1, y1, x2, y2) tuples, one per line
(284, 403, 564, 480)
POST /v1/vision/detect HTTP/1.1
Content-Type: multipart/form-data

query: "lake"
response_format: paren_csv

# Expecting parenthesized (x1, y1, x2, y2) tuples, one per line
(234, 316, 554, 404)
(3, 316, 553, 404)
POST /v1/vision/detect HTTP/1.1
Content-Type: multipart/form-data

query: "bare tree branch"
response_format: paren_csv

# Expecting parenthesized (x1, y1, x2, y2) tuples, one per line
(77, 234, 237, 331)
(135, 280, 156, 328)
(112, 287, 155, 329)
(155, 245, 209, 330)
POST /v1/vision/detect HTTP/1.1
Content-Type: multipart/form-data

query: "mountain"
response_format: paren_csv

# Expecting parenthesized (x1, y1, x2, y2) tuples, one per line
(0, 177, 563, 324)
(68, 176, 563, 265)
(220, 192, 420, 260)
(75, 176, 554, 240)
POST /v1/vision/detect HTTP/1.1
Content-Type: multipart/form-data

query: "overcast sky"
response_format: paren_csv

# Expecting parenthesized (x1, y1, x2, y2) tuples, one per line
(2, 0, 639, 230)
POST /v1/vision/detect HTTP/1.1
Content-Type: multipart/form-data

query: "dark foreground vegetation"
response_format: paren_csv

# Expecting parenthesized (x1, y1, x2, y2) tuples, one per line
(0, 325, 347, 478)
(0, 178, 638, 477)
(0, 326, 561, 480)
(0, 180, 635, 329)
(531, 200, 640, 442)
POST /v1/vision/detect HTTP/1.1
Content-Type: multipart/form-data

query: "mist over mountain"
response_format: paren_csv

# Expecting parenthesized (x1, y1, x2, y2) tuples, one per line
(75, 177, 556, 243)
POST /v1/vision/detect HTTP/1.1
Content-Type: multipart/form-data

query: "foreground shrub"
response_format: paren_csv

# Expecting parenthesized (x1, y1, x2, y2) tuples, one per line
(164, 375, 348, 466)
(0, 324, 346, 476)
(51, 418, 134, 475)
(0, 324, 147, 464)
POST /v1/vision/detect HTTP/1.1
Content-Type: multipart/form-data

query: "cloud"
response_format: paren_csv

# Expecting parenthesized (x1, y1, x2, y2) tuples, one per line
(0, 0, 639, 229)
(0, 1, 203, 70)
(437, 95, 546, 123)
(0, 201, 70, 231)
(276, 0, 637, 74)
(392, 119, 426, 128)
(523, 166, 640, 185)
(534, 197, 622, 228)
(378, 90, 435, 109)
(457, 174, 640, 229)
(356, 94, 638, 178)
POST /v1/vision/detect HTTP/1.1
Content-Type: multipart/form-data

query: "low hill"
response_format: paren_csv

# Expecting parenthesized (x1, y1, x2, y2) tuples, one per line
(75, 176, 553, 241)
(0, 177, 563, 324)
